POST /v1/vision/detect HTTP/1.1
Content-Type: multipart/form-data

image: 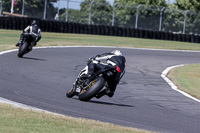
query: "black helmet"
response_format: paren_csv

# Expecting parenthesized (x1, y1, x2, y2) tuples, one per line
(31, 20, 37, 25)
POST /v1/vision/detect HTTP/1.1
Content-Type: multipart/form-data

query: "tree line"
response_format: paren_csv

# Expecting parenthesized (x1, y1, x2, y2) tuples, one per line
(1, 0, 200, 34)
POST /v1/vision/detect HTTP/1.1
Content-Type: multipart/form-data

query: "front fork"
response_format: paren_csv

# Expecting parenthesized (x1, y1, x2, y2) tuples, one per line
(72, 81, 81, 95)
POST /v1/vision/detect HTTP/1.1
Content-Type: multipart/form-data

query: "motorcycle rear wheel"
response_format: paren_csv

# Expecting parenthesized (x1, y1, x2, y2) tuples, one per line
(78, 76, 105, 101)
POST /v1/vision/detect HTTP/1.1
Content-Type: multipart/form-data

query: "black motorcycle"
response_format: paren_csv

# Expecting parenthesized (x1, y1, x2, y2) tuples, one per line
(18, 33, 37, 58)
(66, 64, 118, 101)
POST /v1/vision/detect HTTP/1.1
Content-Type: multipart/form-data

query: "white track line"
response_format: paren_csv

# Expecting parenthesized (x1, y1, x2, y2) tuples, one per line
(0, 46, 200, 110)
(161, 65, 200, 103)
(0, 49, 17, 55)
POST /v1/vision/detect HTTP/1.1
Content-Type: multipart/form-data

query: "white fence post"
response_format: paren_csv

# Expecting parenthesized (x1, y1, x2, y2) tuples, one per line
(43, 0, 47, 19)
(135, 4, 141, 29)
(0, 0, 2, 16)
(183, 10, 189, 34)
(22, 0, 24, 16)
(112, 3, 117, 26)
(159, 7, 165, 31)
(88, 0, 94, 25)
(11, 0, 14, 13)
(65, 0, 69, 22)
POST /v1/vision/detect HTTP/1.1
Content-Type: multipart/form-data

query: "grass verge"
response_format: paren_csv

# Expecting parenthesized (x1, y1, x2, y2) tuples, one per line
(0, 103, 156, 133)
(1, 29, 200, 51)
(168, 64, 200, 100)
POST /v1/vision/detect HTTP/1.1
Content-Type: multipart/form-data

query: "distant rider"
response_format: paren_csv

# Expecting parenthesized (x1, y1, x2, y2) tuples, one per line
(86, 50, 126, 98)
(16, 20, 41, 47)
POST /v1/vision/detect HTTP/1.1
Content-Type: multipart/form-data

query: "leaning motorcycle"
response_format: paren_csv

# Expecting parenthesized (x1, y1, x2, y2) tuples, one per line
(66, 64, 117, 101)
(18, 33, 37, 58)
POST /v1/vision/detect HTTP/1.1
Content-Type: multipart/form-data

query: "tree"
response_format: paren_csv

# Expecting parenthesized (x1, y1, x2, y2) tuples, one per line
(114, 0, 167, 7)
(113, 0, 167, 30)
(175, 0, 200, 10)
(59, 8, 84, 23)
(174, 0, 200, 34)
(80, 0, 112, 25)
(1, 0, 57, 19)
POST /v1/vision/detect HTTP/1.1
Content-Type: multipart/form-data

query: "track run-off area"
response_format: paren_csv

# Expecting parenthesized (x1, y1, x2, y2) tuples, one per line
(0, 46, 200, 133)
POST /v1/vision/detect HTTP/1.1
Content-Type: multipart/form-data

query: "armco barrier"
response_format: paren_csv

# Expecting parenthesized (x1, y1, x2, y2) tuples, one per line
(0, 16, 199, 44)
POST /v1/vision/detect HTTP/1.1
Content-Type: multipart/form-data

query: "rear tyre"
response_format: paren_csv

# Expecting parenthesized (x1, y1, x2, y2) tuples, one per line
(78, 76, 105, 101)
(18, 42, 29, 58)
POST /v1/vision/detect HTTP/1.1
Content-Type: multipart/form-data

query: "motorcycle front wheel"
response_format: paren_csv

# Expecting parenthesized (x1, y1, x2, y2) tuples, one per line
(66, 88, 76, 98)
(18, 42, 29, 57)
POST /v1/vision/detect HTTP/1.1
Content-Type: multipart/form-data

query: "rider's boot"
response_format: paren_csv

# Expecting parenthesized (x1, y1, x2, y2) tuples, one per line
(29, 46, 33, 51)
(106, 91, 114, 97)
(95, 88, 114, 99)
(16, 40, 22, 47)
(95, 89, 107, 99)
(16, 35, 24, 47)
(33, 42, 37, 46)
(16, 43, 20, 47)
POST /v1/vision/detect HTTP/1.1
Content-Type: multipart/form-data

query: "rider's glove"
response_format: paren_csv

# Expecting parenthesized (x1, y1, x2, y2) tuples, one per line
(88, 55, 96, 62)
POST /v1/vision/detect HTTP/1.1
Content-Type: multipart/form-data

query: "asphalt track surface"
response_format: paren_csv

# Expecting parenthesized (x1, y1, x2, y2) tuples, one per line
(0, 46, 200, 133)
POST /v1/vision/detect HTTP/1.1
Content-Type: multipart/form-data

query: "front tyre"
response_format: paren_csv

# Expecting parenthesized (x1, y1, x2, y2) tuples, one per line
(79, 76, 105, 101)
(18, 42, 29, 58)
(66, 88, 76, 98)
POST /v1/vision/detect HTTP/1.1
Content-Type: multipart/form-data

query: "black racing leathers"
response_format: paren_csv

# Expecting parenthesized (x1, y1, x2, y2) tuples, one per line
(17, 24, 41, 46)
(87, 53, 126, 93)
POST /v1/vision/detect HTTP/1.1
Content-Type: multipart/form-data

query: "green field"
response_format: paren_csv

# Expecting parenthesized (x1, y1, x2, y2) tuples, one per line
(168, 64, 200, 100)
(0, 29, 200, 133)
(1, 29, 200, 51)
(0, 103, 157, 133)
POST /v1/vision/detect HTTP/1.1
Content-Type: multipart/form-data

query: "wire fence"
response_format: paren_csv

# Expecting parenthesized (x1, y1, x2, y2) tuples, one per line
(0, 0, 200, 35)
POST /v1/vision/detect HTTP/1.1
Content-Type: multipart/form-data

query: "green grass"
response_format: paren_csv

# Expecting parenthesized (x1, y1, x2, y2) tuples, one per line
(0, 29, 200, 133)
(0, 103, 156, 133)
(168, 64, 200, 100)
(1, 29, 200, 51)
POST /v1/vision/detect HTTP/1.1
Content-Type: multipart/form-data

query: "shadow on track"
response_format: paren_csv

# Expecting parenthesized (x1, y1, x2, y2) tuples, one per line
(21, 57, 46, 61)
(70, 97, 134, 108)
(89, 100, 134, 108)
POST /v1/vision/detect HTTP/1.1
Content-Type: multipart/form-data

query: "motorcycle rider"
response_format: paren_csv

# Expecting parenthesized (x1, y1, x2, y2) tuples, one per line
(16, 20, 41, 47)
(86, 50, 126, 98)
